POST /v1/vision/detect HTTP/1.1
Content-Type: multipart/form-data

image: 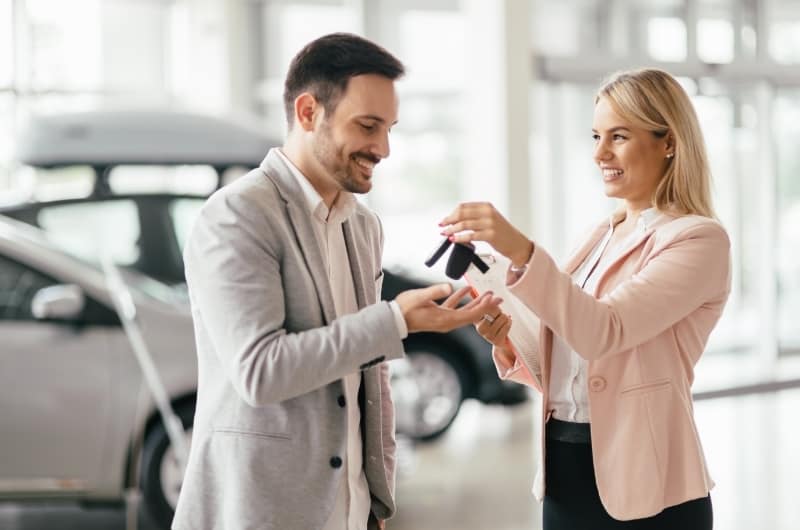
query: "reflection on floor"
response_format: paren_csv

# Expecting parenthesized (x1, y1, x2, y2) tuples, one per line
(390, 388, 800, 530)
(0, 388, 797, 530)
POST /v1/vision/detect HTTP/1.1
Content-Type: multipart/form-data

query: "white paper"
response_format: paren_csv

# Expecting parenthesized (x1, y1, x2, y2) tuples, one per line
(464, 253, 543, 388)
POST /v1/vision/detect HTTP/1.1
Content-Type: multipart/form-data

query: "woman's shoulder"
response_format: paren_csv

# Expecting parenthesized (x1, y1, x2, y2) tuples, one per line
(654, 213, 730, 248)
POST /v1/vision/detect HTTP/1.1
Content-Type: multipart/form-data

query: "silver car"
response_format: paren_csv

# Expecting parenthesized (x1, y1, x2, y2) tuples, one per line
(0, 214, 196, 527)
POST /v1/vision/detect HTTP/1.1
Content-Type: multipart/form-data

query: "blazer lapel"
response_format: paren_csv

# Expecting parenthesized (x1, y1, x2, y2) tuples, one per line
(342, 213, 373, 309)
(260, 150, 337, 324)
(590, 210, 677, 297)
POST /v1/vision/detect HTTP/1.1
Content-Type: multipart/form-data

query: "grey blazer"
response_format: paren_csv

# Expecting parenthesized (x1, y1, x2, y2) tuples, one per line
(172, 149, 406, 530)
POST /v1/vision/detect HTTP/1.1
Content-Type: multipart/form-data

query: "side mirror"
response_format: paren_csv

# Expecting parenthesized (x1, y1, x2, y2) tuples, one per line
(31, 284, 85, 320)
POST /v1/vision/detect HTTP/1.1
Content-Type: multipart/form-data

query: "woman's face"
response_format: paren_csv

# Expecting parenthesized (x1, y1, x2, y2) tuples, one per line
(592, 96, 672, 211)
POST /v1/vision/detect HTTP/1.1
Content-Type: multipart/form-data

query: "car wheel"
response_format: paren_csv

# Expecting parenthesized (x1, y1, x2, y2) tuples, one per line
(393, 346, 470, 442)
(140, 401, 194, 529)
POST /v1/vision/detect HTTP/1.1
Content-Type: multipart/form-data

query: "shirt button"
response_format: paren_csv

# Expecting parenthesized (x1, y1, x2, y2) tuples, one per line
(589, 376, 607, 392)
(330, 456, 343, 469)
(337, 395, 346, 408)
(367, 399, 373, 406)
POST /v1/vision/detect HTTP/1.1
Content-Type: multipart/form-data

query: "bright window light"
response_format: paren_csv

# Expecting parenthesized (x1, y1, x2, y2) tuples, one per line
(0, 0, 11, 87)
(399, 11, 466, 91)
(698, 18, 734, 64)
(770, 21, 800, 64)
(647, 17, 687, 62)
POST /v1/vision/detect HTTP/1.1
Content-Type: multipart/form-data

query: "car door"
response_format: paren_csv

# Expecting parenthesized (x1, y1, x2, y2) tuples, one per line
(0, 254, 119, 497)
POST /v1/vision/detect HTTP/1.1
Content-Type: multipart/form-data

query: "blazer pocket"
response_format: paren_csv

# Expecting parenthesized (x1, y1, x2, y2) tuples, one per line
(212, 427, 292, 441)
(619, 378, 671, 398)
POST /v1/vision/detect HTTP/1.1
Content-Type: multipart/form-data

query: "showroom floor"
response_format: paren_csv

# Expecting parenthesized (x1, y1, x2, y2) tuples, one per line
(1, 388, 798, 530)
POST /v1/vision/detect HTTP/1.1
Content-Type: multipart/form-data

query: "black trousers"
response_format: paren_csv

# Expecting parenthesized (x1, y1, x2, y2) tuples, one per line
(543, 435, 713, 530)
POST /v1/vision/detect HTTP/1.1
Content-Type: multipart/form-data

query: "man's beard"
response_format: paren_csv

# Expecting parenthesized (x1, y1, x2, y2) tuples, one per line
(312, 121, 374, 195)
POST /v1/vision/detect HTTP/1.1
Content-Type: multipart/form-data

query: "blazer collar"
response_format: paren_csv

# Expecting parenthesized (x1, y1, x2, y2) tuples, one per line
(259, 149, 371, 322)
(563, 207, 677, 275)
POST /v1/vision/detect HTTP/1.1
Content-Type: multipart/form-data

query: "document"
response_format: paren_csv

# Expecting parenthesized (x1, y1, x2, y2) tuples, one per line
(464, 254, 543, 389)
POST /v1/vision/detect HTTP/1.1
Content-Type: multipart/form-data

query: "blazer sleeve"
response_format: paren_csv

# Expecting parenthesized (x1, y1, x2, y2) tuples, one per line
(508, 220, 731, 361)
(184, 190, 405, 407)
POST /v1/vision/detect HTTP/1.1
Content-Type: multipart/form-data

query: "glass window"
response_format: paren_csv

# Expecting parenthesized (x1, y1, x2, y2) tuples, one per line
(12, 165, 96, 202)
(0, 94, 13, 192)
(775, 89, 800, 352)
(531, 1, 584, 56)
(769, 21, 800, 64)
(399, 10, 465, 91)
(698, 18, 735, 63)
(169, 197, 205, 252)
(648, 17, 687, 62)
(0, 255, 55, 321)
(37, 200, 141, 266)
(108, 165, 217, 196)
(0, 0, 11, 88)
(25, 0, 102, 91)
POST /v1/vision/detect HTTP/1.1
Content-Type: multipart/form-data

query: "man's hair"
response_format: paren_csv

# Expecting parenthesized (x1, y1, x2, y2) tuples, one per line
(283, 32, 405, 129)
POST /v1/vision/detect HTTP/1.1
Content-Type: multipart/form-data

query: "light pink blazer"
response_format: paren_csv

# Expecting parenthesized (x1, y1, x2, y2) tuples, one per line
(494, 210, 731, 521)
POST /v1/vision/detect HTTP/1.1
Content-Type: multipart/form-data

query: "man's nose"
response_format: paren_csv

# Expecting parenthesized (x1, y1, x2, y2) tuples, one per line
(374, 131, 390, 159)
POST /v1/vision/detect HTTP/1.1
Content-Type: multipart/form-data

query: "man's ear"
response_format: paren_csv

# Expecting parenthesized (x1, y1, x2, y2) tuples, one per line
(294, 92, 320, 132)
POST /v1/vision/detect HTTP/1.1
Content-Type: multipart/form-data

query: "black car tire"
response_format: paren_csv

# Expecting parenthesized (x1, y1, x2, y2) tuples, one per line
(398, 341, 473, 442)
(140, 401, 194, 529)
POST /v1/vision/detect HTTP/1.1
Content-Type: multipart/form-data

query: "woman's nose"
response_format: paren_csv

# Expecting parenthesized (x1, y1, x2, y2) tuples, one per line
(593, 141, 611, 163)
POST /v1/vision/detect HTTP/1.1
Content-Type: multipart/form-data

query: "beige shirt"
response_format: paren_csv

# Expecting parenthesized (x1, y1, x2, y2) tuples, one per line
(276, 149, 406, 529)
(549, 208, 659, 422)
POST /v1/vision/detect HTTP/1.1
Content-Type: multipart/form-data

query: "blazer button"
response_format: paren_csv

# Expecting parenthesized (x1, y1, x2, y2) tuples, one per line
(589, 376, 607, 392)
(337, 395, 346, 408)
(330, 456, 343, 469)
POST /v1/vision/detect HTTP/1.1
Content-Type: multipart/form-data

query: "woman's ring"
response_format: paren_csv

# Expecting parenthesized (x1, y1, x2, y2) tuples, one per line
(482, 314, 496, 324)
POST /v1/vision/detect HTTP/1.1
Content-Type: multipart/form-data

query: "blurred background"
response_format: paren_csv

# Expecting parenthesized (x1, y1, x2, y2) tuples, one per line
(0, 0, 799, 529)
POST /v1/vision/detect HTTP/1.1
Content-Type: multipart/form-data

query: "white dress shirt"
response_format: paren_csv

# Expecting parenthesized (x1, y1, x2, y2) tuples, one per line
(276, 150, 405, 529)
(549, 208, 659, 423)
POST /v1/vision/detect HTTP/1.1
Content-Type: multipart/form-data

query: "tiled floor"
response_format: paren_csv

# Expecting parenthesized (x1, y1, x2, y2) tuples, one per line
(391, 388, 800, 530)
(1, 388, 798, 529)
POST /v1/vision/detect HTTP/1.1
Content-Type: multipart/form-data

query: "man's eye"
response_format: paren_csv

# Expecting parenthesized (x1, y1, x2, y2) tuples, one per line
(361, 123, 376, 132)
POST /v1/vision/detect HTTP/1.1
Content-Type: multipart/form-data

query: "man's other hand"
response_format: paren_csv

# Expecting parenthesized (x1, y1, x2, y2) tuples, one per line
(395, 284, 502, 334)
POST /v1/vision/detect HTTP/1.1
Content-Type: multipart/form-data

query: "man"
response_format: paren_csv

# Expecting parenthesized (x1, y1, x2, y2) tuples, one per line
(172, 33, 500, 530)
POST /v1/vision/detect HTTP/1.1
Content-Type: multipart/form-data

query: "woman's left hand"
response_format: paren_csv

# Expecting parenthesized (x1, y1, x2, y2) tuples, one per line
(439, 202, 534, 267)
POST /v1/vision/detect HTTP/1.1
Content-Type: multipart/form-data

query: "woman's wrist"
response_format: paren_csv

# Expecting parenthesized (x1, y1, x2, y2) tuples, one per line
(509, 240, 534, 269)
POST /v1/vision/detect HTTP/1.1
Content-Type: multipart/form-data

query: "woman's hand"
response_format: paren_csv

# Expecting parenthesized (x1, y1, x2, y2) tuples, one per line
(439, 202, 534, 267)
(475, 310, 512, 347)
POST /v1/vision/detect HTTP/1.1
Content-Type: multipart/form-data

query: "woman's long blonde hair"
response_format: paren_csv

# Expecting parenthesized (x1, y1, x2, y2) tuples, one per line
(597, 68, 716, 218)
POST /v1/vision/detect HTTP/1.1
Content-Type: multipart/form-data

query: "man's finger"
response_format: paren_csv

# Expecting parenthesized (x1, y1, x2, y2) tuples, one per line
(441, 285, 472, 309)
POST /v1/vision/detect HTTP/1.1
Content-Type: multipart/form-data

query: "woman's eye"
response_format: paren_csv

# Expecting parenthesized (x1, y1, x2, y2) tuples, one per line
(613, 134, 627, 141)
(592, 134, 600, 141)
(361, 123, 376, 133)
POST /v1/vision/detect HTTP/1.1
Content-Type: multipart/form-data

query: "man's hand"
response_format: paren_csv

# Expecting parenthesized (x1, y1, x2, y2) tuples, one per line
(395, 284, 502, 333)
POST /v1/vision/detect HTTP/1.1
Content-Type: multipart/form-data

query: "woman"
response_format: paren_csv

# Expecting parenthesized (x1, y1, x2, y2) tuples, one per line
(440, 68, 730, 529)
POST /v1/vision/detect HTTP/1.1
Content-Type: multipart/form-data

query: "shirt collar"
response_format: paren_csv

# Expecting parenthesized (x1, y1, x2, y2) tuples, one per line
(608, 207, 660, 234)
(275, 148, 357, 225)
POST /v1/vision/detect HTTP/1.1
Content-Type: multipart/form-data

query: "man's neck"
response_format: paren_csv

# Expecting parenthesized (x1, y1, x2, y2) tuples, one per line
(281, 142, 339, 208)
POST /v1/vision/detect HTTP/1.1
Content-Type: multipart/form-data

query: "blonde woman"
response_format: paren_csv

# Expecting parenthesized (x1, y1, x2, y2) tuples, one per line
(440, 69, 730, 529)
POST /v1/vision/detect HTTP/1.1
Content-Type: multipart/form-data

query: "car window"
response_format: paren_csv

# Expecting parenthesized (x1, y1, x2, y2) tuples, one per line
(37, 200, 141, 266)
(169, 198, 205, 251)
(0, 255, 56, 320)
(109, 165, 217, 195)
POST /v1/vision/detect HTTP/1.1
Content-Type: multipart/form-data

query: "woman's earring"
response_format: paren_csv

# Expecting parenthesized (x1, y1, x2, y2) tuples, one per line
(666, 153, 674, 159)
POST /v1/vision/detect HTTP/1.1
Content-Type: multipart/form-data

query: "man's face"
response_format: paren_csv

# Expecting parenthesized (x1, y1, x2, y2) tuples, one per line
(311, 74, 399, 195)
